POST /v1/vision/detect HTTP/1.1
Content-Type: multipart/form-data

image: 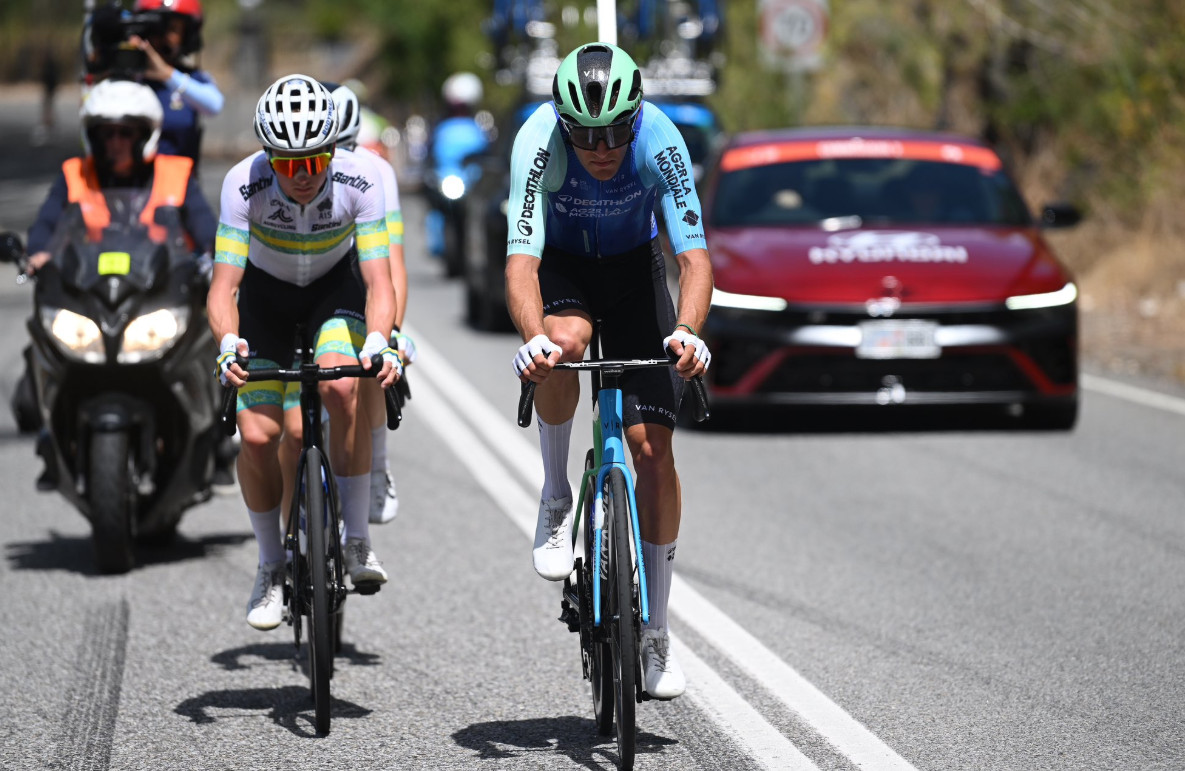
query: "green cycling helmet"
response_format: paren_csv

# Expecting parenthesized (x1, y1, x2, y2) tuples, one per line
(552, 42, 643, 127)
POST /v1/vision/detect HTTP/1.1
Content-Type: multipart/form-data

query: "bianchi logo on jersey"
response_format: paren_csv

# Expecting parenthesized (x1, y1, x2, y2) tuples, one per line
(682, 209, 699, 227)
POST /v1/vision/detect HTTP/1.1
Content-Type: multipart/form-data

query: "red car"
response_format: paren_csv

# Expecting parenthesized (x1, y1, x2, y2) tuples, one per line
(700, 127, 1081, 428)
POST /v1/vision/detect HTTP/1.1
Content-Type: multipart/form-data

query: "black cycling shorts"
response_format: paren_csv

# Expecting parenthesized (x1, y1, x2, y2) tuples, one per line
(538, 238, 682, 430)
(235, 256, 367, 410)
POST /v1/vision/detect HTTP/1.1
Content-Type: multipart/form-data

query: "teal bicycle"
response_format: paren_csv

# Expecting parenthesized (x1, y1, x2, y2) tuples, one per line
(518, 339, 708, 769)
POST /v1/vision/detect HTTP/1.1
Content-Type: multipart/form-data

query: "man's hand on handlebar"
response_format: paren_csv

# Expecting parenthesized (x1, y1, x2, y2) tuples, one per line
(663, 328, 712, 380)
(513, 334, 563, 384)
(360, 331, 403, 388)
(216, 334, 250, 387)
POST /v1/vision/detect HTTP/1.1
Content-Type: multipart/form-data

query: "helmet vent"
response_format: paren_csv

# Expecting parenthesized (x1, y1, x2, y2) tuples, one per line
(628, 70, 642, 102)
(586, 81, 603, 118)
(606, 80, 621, 114)
(567, 82, 583, 114)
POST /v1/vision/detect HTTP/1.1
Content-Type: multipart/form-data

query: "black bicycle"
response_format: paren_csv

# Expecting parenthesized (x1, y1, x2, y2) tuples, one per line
(518, 338, 708, 769)
(219, 333, 401, 735)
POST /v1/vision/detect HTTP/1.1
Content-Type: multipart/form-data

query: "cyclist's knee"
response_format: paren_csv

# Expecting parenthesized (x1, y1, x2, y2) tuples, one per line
(544, 314, 592, 362)
(319, 378, 358, 417)
(238, 414, 282, 460)
(627, 426, 674, 475)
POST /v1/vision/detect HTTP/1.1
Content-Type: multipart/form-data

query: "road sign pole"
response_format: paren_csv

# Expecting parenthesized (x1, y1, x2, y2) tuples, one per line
(598, 0, 617, 44)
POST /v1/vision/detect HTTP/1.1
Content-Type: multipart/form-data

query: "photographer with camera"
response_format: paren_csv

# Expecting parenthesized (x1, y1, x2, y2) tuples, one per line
(84, 0, 223, 166)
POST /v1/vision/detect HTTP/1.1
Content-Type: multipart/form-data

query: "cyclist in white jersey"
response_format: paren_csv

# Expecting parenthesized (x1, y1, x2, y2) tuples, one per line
(208, 74, 403, 631)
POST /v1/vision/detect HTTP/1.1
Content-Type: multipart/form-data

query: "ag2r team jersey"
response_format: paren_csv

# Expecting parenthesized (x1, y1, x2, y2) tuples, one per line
(215, 149, 388, 287)
(505, 100, 707, 259)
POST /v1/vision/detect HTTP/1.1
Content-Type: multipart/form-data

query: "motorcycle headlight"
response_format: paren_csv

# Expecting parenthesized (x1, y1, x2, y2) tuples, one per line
(441, 174, 466, 200)
(43, 307, 104, 363)
(119, 307, 190, 363)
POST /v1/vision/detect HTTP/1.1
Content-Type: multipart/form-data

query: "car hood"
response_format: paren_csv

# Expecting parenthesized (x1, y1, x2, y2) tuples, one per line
(707, 226, 1073, 305)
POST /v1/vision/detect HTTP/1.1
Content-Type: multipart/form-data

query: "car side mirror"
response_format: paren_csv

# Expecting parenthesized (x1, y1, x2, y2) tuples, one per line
(1040, 202, 1082, 229)
(0, 231, 25, 263)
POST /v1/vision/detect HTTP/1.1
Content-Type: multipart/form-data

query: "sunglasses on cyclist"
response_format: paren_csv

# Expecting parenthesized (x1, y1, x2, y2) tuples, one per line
(560, 110, 638, 151)
(268, 151, 333, 178)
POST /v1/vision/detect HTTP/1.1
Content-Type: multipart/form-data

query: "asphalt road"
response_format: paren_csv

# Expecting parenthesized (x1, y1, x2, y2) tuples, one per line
(1, 84, 1183, 770)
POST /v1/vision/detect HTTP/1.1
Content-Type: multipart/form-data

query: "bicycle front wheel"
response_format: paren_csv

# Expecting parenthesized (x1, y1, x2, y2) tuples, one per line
(305, 448, 333, 735)
(585, 451, 614, 736)
(605, 467, 638, 769)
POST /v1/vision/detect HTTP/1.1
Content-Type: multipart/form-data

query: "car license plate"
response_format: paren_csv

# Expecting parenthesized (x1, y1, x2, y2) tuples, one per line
(856, 320, 940, 359)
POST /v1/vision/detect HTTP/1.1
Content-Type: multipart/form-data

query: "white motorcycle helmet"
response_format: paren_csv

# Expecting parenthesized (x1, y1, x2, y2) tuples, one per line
(254, 74, 339, 152)
(442, 72, 483, 108)
(81, 79, 164, 162)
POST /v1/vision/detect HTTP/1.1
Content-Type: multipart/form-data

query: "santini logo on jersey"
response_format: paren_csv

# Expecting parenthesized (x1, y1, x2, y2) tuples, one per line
(516, 147, 550, 237)
(239, 177, 271, 201)
(331, 171, 374, 193)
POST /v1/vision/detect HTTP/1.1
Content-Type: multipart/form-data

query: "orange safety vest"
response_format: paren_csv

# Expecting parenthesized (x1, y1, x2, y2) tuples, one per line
(61, 155, 194, 245)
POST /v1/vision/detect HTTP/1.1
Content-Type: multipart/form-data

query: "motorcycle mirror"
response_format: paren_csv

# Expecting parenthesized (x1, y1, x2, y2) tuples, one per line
(0, 231, 25, 263)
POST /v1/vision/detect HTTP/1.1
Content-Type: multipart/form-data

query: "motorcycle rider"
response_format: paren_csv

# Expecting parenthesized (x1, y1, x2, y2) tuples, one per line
(84, 0, 224, 166)
(19, 78, 218, 487)
(425, 72, 490, 262)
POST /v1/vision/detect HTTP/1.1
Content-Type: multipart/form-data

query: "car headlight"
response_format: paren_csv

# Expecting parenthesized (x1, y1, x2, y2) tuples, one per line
(1004, 282, 1077, 310)
(441, 174, 466, 200)
(119, 307, 190, 363)
(710, 287, 788, 312)
(43, 307, 104, 363)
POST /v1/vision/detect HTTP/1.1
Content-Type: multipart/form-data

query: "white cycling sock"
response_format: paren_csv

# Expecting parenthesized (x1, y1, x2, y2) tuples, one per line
(371, 426, 387, 475)
(249, 505, 285, 566)
(538, 416, 573, 501)
(642, 539, 676, 631)
(337, 473, 370, 542)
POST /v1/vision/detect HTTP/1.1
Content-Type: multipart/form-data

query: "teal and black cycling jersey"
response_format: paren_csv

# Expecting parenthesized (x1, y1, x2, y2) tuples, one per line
(505, 101, 707, 259)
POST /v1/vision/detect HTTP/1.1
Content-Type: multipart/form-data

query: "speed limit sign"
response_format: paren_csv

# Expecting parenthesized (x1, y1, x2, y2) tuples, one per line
(759, 0, 829, 71)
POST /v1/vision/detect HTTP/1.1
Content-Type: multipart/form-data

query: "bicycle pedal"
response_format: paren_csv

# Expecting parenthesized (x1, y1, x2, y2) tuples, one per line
(558, 600, 580, 633)
(351, 582, 382, 596)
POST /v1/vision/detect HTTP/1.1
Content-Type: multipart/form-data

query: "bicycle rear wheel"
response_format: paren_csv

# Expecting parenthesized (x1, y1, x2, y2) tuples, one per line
(605, 467, 637, 768)
(305, 448, 333, 735)
(584, 451, 615, 736)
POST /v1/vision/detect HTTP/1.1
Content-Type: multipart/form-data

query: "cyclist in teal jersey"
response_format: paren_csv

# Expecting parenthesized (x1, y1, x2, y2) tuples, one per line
(506, 42, 714, 700)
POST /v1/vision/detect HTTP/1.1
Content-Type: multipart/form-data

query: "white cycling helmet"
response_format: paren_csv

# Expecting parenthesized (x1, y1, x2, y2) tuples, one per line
(330, 83, 362, 151)
(254, 74, 339, 152)
(81, 79, 164, 161)
(442, 72, 482, 108)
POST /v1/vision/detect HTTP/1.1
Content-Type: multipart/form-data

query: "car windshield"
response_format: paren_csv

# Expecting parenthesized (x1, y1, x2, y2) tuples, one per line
(711, 158, 1033, 228)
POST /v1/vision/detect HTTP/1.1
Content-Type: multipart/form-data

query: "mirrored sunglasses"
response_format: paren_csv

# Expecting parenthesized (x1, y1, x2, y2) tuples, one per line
(96, 125, 138, 141)
(268, 151, 333, 177)
(560, 112, 638, 151)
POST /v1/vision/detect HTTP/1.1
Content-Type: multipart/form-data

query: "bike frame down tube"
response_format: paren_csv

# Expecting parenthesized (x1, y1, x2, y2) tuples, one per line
(590, 384, 650, 628)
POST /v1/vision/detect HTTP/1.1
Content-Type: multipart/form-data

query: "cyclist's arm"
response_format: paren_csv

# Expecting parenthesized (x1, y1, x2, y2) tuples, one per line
(371, 148, 409, 328)
(505, 252, 546, 340)
(671, 246, 714, 343)
(209, 159, 254, 343)
(504, 104, 565, 260)
(207, 259, 244, 345)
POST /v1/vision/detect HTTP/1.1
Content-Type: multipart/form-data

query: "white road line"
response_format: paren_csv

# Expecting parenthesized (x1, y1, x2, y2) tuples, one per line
(408, 328, 916, 770)
(1082, 373, 1185, 417)
(408, 333, 818, 769)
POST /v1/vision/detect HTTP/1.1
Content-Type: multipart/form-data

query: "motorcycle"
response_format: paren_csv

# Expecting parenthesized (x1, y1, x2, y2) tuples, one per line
(425, 116, 489, 279)
(0, 191, 224, 574)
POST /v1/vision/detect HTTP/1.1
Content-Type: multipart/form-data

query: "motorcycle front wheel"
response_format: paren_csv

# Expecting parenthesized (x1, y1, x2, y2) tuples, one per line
(89, 431, 135, 574)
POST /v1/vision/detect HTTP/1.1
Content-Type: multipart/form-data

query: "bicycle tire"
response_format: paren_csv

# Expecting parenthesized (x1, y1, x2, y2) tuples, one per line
(305, 448, 333, 735)
(584, 451, 614, 736)
(606, 467, 637, 768)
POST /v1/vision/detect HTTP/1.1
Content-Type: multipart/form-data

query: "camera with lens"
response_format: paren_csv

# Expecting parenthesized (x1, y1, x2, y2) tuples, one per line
(86, 2, 164, 79)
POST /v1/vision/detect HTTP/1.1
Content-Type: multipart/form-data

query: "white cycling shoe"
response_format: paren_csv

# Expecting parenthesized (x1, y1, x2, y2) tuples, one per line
(641, 627, 686, 699)
(532, 495, 574, 581)
(246, 560, 286, 631)
(369, 467, 399, 524)
(344, 538, 388, 585)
